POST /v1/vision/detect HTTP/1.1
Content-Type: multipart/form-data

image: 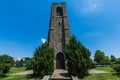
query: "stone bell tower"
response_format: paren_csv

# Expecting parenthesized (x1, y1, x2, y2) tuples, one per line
(48, 3, 71, 69)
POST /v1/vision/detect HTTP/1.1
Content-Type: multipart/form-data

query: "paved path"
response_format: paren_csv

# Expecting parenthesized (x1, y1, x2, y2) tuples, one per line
(89, 69, 108, 74)
(10, 70, 33, 75)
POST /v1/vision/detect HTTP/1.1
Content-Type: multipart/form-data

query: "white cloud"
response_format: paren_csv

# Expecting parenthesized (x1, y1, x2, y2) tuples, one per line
(69, 0, 103, 15)
(81, 0, 103, 14)
(81, 0, 98, 13)
(41, 38, 46, 43)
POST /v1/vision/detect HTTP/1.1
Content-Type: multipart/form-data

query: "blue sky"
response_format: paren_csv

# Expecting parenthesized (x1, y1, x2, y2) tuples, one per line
(0, 0, 120, 59)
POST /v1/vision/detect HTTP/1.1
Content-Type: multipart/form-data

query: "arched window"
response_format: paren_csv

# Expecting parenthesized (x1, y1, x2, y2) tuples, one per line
(58, 22, 60, 26)
(56, 7, 63, 16)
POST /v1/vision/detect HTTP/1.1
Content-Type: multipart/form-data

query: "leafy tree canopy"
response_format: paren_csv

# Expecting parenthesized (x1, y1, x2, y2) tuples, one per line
(103, 56, 110, 64)
(0, 54, 14, 66)
(110, 55, 116, 63)
(94, 50, 105, 64)
(0, 54, 14, 75)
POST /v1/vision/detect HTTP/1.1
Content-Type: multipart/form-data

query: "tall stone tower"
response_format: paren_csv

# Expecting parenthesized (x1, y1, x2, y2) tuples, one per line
(48, 3, 71, 69)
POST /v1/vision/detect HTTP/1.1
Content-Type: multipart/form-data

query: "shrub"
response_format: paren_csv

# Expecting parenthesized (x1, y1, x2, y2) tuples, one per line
(26, 60, 33, 70)
(0, 65, 4, 76)
(0, 64, 11, 77)
(89, 59, 96, 69)
(33, 42, 55, 78)
(2, 64, 11, 74)
(113, 64, 120, 73)
(116, 58, 120, 64)
(0, 54, 14, 76)
(15, 60, 23, 67)
(65, 36, 91, 79)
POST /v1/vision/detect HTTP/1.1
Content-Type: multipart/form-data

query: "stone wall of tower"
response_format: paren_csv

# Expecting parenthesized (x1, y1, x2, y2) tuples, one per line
(48, 3, 71, 69)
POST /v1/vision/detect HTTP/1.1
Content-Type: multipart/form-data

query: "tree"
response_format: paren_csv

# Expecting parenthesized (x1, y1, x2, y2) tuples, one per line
(103, 56, 110, 65)
(0, 54, 14, 65)
(33, 42, 55, 78)
(89, 58, 96, 69)
(15, 59, 24, 67)
(0, 54, 14, 76)
(116, 58, 120, 64)
(24, 57, 33, 70)
(65, 36, 91, 79)
(110, 55, 116, 63)
(15, 57, 33, 69)
(94, 50, 105, 64)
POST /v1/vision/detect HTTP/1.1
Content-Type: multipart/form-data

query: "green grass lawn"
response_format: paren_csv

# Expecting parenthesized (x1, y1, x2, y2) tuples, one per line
(0, 67, 40, 80)
(84, 73, 120, 80)
(1, 75, 40, 80)
(94, 66, 115, 72)
(1, 66, 120, 80)
(84, 66, 120, 80)
(8, 67, 26, 74)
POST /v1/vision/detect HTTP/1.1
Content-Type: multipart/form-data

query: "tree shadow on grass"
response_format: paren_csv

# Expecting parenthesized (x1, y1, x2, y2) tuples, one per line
(112, 72, 120, 77)
(0, 74, 8, 80)
(26, 74, 36, 78)
(0, 74, 8, 77)
(26, 74, 41, 79)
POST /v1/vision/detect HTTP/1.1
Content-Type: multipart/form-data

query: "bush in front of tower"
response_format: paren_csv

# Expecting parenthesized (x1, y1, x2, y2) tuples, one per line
(65, 36, 91, 79)
(33, 42, 55, 78)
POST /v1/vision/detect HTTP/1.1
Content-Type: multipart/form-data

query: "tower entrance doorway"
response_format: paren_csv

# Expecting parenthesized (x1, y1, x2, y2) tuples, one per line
(56, 52, 65, 69)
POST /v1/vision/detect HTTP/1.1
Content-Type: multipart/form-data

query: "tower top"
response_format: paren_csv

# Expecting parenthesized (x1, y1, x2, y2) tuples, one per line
(51, 2, 67, 17)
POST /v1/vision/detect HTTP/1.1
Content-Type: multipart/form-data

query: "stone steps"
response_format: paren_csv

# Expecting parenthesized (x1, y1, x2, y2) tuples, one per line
(50, 69, 72, 80)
